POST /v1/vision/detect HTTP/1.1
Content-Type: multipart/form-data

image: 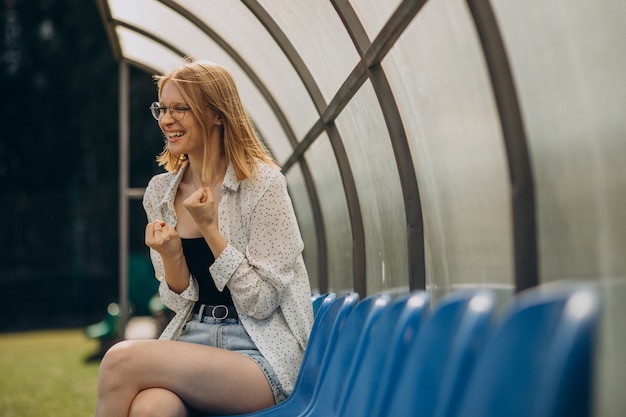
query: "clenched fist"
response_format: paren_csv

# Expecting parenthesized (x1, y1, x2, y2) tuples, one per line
(145, 220, 182, 259)
(183, 187, 218, 230)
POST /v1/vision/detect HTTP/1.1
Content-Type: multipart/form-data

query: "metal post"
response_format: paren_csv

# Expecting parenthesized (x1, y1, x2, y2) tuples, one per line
(118, 61, 130, 337)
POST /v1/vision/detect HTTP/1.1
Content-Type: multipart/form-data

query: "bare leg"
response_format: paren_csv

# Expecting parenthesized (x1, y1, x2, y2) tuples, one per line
(129, 388, 189, 417)
(95, 339, 275, 417)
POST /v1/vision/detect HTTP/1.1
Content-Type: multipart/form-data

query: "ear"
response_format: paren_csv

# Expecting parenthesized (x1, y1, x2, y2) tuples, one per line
(215, 114, 223, 125)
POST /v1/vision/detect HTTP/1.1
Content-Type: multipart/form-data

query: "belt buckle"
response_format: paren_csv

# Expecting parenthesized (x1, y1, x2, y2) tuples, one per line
(211, 305, 229, 320)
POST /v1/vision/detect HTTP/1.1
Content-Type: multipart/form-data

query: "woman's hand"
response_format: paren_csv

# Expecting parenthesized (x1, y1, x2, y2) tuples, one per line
(183, 187, 218, 230)
(183, 187, 227, 258)
(145, 220, 183, 260)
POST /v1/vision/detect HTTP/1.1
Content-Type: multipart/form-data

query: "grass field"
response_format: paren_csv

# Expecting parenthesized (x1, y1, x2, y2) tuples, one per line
(0, 329, 101, 417)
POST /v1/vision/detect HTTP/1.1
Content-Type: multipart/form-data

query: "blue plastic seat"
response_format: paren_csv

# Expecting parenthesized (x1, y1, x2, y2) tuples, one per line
(368, 289, 498, 417)
(312, 292, 333, 318)
(297, 293, 393, 417)
(335, 291, 431, 417)
(453, 284, 601, 417)
(208, 292, 359, 417)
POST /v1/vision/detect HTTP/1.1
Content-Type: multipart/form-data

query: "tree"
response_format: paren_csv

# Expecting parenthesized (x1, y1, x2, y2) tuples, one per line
(0, 0, 162, 329)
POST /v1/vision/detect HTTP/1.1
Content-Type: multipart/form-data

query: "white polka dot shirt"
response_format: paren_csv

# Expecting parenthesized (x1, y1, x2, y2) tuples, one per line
(142, 160, 314, 395)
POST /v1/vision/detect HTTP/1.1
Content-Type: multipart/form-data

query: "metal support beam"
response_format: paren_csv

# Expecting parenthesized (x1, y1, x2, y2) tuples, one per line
(118, 61, 130, 337)
(467, 0, 538, 292)
(331, 0, 426, 292)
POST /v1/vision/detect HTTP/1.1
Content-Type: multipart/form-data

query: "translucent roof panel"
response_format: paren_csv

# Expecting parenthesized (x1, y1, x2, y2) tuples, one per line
(114, 27, 182, 74)
(350, 0, 403, 39)
(304, 133, 353, 294)
(248, 86, 292, 165)
(492, 0, 626, 283)
(109, 0, 207, 62)
(384, 0, 514, 298)
(335, 80, 408, 295)
(108, 0, 171, 25)
(175, 0, 319, 141)
(285, 166, 319, 292)
(259, 0, 361, 101)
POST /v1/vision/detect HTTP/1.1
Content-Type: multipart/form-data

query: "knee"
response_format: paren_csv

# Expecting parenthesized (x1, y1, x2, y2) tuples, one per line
(100, 339, 135, 372)
(128, 396, 160, 417)
(98, 340, 138, 391)
(129, 389, 185, 417)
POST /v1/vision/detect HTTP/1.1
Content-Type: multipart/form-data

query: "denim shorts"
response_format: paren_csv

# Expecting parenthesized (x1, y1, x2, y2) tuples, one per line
(177, 314, 287, 404)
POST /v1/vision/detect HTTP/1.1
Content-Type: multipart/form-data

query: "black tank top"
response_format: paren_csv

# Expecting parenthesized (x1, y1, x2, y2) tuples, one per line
(181, 237, 234, 306)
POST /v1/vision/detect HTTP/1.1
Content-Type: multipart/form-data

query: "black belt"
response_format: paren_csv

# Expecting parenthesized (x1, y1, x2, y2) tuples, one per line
(193, 304, 238, 319)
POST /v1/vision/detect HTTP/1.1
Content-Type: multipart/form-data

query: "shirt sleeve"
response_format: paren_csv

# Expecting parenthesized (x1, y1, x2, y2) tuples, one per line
(210, 173, 304, 320)
(158, 272, 199, 313)
(143, 175, 198, 312)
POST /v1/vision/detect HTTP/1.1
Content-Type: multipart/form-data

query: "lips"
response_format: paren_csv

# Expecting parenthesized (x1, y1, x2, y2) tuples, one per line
(166, 131, 185, 141)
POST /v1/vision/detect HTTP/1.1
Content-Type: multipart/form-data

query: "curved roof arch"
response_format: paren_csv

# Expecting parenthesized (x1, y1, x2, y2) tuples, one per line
(98, 0, 546, 298)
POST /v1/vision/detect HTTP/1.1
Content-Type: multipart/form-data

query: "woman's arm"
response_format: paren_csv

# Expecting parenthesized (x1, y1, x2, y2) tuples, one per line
(145, 220, 190, 294)
(211, 173, 305, 320)
(143, 176, 198, 310)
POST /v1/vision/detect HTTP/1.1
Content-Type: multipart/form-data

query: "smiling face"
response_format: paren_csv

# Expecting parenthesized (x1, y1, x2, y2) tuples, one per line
(153, 61, 275, 179)
(158, 80, 205, 159)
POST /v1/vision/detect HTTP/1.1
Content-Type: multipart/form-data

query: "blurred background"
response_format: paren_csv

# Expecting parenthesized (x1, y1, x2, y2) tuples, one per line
(1, 0, 626, 416)
(1, 2, 163, 413)
(1, 0, 163, 332)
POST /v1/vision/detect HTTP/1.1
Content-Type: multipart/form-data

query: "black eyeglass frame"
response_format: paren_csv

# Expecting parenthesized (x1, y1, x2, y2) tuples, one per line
(149, 102, 192, 121)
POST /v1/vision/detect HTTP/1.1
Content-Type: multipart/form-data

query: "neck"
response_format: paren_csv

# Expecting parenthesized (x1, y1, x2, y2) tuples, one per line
(187, 152, 227, 189)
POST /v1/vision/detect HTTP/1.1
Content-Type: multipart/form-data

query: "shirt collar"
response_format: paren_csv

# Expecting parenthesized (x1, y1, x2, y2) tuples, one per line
(223, 163, 240, 192)
(158, 161, 240, 212)
(157, 162, 187, 217)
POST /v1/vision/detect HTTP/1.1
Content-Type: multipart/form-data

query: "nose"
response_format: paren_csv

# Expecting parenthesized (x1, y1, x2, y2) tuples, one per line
(160, 108, 176, 124)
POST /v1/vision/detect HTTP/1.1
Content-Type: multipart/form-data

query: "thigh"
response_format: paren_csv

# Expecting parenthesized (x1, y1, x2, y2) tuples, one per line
(112, 339, 275, 415)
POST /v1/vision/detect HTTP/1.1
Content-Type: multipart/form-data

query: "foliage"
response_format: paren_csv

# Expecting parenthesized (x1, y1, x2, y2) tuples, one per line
(0, 0, 164, 329)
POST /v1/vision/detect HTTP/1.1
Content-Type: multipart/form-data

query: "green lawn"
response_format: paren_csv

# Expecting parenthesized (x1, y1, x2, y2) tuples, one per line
(0, 329, 101, 417)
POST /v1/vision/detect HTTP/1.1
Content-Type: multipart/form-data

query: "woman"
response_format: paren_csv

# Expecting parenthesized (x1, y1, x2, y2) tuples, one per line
(95, 61, 314, 417)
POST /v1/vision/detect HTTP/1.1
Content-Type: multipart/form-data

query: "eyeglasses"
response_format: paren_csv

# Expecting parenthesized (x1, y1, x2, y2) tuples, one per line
(149, 102, 191, 121)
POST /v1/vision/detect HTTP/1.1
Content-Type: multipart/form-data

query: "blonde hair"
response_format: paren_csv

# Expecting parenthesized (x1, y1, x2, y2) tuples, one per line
(154, 60, 277, 181)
